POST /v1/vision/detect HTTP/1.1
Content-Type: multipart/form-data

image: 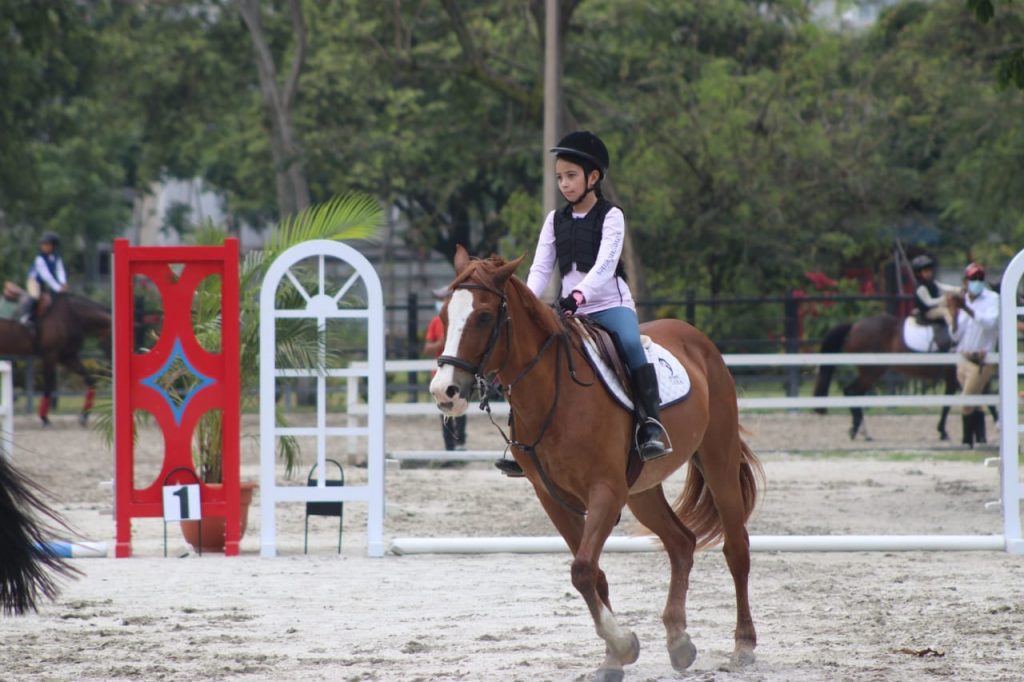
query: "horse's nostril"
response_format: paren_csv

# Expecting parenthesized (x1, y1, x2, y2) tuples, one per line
(445, 385, 459, 399)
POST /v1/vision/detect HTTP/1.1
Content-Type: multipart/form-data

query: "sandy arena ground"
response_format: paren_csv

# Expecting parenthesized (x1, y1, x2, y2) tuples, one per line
(2, 409, 1024, 681)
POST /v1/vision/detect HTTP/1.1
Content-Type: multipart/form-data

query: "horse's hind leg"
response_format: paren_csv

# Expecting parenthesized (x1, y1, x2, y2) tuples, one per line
(696, 439, 758, 666)
(60, 355, 95, 426)
(626, 484, 698, 671)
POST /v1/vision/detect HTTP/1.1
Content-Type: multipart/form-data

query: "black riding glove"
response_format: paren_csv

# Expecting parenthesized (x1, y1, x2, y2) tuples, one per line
(558, 291, 584, 316)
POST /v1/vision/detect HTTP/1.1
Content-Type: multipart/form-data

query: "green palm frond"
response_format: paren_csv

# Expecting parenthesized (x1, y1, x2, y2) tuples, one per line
(264, 193, 382, 263)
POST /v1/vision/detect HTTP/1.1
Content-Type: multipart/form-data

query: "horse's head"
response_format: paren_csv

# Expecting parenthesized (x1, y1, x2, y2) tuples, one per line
(429, 245, 523, 416)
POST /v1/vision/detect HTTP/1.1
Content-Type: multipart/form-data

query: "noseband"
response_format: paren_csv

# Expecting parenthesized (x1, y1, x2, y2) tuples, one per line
(436, 282, 509, 382)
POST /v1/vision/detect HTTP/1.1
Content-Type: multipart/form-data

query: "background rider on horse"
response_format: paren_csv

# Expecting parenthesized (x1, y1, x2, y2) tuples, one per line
(21, 232, 66, 331)
(911, 254, 960, 351)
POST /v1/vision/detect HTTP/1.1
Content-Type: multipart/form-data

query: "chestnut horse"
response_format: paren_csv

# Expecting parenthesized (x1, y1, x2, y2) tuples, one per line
(429, 247, 763, 680)
(0, 293, 111, 426)
(0, 454, 79, 614)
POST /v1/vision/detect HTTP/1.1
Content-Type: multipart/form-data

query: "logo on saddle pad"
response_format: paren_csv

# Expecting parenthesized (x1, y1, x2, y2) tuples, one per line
(580, 333, 691, 412)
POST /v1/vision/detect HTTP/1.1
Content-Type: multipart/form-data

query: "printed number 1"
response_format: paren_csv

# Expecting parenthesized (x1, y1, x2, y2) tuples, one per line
(173, 486, 189, 520)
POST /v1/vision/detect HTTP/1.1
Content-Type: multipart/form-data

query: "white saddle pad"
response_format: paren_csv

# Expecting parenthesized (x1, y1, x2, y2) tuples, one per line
(902, 317, 936, 352)
(580, 334, 691, 412)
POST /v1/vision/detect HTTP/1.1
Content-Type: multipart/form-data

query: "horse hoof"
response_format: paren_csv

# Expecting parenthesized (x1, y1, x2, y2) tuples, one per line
(669, 633, 697, 671)
(620, 631, 640, 666)
(40, 417, 51, 428)
(592, 668, 624, 682)
(78, 412, 89, 427)
(939, 431, 949, 441)
(848, 428, 856, 440)
(729, 646, 756, 669)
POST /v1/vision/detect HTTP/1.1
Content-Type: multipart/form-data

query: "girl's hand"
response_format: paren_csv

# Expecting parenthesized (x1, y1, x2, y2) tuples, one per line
(558, 290, 585, 316)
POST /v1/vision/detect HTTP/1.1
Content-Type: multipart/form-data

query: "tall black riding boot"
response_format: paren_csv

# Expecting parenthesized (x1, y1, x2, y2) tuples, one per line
(632, 363, 671, 461)
(961, 414, 975, 449)
(973, 410, 987, 445)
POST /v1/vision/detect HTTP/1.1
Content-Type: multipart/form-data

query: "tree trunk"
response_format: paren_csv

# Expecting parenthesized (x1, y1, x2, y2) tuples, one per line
(237, 0, 311, 220)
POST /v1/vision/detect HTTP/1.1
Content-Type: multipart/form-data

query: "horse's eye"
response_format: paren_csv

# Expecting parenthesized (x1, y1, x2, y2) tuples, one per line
(477, 312, 493, 325)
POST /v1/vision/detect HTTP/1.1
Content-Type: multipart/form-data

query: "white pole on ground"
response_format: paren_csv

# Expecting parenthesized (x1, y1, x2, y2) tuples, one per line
(388, 534, 1007, 555)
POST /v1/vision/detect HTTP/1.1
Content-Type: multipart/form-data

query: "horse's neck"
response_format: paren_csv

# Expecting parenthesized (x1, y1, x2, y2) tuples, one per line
(499, 280, 567, 391)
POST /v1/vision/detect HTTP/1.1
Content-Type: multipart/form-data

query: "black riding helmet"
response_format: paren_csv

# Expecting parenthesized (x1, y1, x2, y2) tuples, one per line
(40, 232, 60, 249)
(911, 254, 935, 273)
(550, 131, 610, 180)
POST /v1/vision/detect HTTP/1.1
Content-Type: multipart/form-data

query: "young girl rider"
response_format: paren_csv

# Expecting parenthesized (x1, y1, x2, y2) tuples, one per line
(523, 131, 668, 462)
(22, 232, 66, 329)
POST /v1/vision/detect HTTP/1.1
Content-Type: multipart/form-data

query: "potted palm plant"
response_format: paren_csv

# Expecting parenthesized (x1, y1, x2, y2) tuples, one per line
(97, 193, 382, 550)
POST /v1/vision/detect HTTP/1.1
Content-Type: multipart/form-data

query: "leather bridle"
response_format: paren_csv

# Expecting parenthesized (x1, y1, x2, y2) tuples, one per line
(436, 282, 510, 384)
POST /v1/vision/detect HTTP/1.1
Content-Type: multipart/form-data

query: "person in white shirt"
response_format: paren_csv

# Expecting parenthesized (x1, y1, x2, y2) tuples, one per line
(524, 131, 668, 463)
(951, 262, 999, 447)
(22, 232, 67, 329)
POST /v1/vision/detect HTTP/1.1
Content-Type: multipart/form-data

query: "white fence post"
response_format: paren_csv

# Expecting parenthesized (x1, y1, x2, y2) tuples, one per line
(999, 252, 1024, 554)
(0, 361, 13, 461)
(259, 240, 385, 558)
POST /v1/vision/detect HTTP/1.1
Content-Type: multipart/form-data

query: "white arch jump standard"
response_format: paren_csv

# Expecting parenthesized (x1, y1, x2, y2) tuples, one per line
(259, 240, 385, 558)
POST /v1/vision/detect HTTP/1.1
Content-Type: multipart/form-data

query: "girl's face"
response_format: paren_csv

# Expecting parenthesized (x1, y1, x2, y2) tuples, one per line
(555, 158, 599, 204)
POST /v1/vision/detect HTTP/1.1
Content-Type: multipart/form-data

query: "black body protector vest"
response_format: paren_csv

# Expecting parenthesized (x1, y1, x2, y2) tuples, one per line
(914, 279, 939, 316)
(553, 198, 627, 280)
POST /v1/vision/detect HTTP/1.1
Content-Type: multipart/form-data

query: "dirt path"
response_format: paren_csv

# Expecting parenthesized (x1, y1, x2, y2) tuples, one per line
(2, 411, 1023, 681)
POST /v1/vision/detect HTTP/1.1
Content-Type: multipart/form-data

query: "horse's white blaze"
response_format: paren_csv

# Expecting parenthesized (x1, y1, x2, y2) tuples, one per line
(429, 289, 474, 415)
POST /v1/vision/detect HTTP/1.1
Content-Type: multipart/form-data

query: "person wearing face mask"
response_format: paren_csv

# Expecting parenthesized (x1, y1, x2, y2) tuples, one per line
(950, 262, 999, 447)
(423, 286, 466, 451)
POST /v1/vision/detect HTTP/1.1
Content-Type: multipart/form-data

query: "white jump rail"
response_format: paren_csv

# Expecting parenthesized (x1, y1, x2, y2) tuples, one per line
(347, 352, 998, 418)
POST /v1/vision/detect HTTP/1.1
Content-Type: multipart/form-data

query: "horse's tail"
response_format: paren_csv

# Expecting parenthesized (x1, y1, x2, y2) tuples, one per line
(0, 456, 80, 615)
(812, 323, 852, 415)
(673, 438, 763, 551)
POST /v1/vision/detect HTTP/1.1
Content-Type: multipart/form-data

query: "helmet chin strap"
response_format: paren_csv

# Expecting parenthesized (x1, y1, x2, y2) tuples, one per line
(566, 181, 598, 207)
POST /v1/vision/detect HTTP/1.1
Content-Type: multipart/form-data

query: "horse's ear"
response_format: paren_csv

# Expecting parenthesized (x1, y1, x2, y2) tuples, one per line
(492, 255, 525, 288)
(454, 245, 471, 274)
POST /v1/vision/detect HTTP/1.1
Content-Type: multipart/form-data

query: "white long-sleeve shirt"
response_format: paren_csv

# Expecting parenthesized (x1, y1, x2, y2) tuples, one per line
(28, 253, 66, 293)
(525, 206, 635, 314)
(952, 288, 999, 353)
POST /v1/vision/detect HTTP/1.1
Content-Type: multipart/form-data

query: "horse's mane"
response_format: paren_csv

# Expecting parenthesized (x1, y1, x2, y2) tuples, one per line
(453, 255, 562, 337)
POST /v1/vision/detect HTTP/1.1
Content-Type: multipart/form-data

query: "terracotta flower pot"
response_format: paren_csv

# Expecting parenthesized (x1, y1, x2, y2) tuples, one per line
(180, 481, 258, 553)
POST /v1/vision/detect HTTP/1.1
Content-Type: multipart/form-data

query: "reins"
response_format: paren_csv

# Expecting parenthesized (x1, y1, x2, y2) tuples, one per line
(437, 277, 592, 517)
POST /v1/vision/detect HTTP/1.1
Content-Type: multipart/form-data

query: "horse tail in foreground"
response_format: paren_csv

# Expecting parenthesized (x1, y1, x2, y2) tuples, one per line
(672, 438, 763, 550)
(0, 456, 80, 615)
(812, 322, 853, 414)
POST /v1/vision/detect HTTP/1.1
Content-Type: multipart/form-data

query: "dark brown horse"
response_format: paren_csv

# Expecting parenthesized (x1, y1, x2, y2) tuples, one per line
(813, 314, 959, 440)
(429, 247, 763, 679)
(0, 293, 111, 426)
(0, 454, 80, 614)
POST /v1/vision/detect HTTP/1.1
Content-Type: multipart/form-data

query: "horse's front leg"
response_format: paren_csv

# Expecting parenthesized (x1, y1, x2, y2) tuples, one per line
(571, 486, 638, 681)
(38, 359, 57, 427)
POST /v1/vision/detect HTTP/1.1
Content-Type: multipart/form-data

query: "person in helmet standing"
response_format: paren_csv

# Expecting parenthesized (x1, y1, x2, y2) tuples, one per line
(497, 131, 668, 478)
(22, 232, 67, 330)
(910, 254, 960, 351)
(950, 262, 999, 447)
